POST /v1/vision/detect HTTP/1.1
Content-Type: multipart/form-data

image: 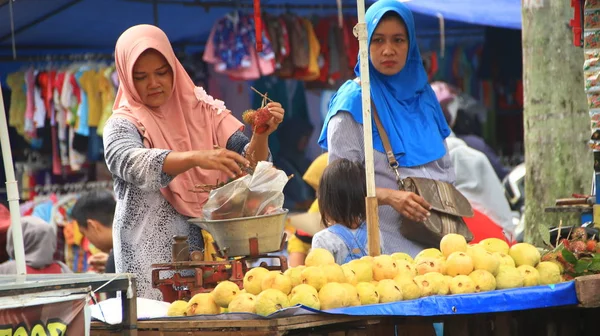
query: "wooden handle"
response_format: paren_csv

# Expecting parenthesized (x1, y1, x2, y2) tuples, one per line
(556, 198, 588, 206)
(365, 196, 381, 256)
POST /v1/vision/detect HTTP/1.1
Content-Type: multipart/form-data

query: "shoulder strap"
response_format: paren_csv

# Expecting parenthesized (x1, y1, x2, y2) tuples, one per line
(371, 103, 399, 169)
(353, 78, 403, 185)
(327, 224, 367, 260)
(354, 223, 368, 249)
(327, 224, 360, 252)
(353, 78, 399, 169)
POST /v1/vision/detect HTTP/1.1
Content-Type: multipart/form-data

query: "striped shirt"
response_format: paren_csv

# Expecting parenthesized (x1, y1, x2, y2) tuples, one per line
(326, 111, 455, 257)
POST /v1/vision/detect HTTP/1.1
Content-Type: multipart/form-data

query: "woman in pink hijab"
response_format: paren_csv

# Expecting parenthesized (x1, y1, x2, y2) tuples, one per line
(103, 24, 285, 300)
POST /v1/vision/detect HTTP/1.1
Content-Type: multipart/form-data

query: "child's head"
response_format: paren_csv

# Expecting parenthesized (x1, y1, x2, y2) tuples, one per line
(318, 158, 367, 229)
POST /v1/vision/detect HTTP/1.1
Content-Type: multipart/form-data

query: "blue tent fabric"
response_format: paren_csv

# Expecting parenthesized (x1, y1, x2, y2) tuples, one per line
(404, 0, 522, 30)
(0, 0, 520, 55)
(324, 281, 577, 316)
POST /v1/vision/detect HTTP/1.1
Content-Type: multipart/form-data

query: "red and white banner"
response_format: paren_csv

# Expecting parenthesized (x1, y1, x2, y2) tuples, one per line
(0, 294, 88, 336)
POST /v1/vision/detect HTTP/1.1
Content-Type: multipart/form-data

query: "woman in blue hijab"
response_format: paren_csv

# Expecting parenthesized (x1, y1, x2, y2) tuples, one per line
(318, 0, 454, 256)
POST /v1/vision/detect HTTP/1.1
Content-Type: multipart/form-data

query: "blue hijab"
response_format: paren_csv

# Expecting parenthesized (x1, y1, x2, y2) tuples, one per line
(318, 0, 451, 167)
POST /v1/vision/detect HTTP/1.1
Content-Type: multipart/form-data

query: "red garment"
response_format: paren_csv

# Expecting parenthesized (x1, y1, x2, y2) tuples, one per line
(314, 18, 331, 83)
(464, 209, 510, 244)
(0, 205, 9, 263)
(69, 73, 81, 105)
(26, 263, 63, 274)
(295, 229, 312, 238)
(344, 17, 359, 71)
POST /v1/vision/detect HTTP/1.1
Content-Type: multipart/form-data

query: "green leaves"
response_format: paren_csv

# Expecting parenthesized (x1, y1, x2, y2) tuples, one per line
(562, 249, 577, 264)
(575, 259, 592, 273)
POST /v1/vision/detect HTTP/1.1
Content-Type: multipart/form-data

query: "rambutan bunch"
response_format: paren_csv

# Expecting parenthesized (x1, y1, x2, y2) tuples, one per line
(242, 107, 271, 134)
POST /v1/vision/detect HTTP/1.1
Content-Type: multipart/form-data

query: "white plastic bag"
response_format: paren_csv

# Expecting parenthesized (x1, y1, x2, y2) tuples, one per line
(203, 162, 289, 220)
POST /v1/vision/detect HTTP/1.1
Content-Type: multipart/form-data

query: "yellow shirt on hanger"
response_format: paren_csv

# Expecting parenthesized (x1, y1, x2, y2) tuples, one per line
(97, 67, 116, 136)
(300, 18, 321, 81)
(6, 72, 27, 137)
(79, 70, 103, 127)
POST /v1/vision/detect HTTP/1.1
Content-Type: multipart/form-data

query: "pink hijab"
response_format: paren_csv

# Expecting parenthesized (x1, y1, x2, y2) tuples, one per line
(111, 24, 243, 218)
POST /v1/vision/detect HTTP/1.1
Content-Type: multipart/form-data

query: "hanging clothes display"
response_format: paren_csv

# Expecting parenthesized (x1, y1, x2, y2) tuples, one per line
(203, 11, 276, 81)
(203, 11, 358, 87)
(5, 60, 117, 176)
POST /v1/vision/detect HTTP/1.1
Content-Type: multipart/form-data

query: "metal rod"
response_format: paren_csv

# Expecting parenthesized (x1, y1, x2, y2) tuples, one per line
(0, 0, 83, 42)
(0, 84, 26, 275)
(124, 0, 356, 10)
(0, 181, 114, 194)
(8, 0, 16, 59)
(0, 52, 115, 62)
(153, 0, 160, 26)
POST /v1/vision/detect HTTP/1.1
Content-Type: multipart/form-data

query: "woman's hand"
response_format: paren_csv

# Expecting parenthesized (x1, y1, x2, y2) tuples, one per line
(378, 188, 432, 223)
(193, 148, 250, 179)
(260, 102, 285, 136)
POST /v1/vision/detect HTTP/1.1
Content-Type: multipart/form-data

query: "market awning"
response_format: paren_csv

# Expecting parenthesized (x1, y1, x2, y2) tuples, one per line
(0, 0, 519, 57)
(402, 0, 522, 30)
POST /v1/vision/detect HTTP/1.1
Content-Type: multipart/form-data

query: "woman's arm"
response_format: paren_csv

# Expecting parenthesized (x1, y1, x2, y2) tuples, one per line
(104, 118, 249, 190)
(224, 130, 273, 162)
(326, 112, 430, 222)
(162, 148, 248, 178)
(245, 133, 269, 162)
(104, 117, 175, 190)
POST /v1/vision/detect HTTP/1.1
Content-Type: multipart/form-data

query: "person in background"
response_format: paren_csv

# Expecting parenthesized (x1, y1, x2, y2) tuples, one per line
(441, 110, 516, 243)
(276, 118, 315, 212)
(312, 159, 375, 264)
(287, 153, 328, 266)
(70, 189, 116, 274)
(0, 216, 71, 274)
(431, 81, 510, 180)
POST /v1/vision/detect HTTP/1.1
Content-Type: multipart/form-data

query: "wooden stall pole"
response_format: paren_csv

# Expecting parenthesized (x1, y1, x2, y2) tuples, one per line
(354, 0, 381, 256)
(0, 85, 26, 275)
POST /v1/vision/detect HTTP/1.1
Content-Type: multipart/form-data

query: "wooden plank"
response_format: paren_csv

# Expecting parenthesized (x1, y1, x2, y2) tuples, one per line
(470, 314, 491, 336)
(575, 274, 600, 307)
(444, 315, 469, 336)
(395, 323, 436, 336)
(545, 206, 592, 213)
(121, 279, 138, 336)
(557, 308, 580, 336)
(492, 314, 510, 336)
(139, 331, 276, 336)
(276, 316, 378, 331)
(128, 315, 370, 331)
(92, 315, 378, 335)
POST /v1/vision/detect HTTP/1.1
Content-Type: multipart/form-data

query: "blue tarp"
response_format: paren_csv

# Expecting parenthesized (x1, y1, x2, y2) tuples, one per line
(0, 0, 520, 56)
(326, 281, 577, 316)
(405, 0, 522, 31)
(92, 281, 577, 323)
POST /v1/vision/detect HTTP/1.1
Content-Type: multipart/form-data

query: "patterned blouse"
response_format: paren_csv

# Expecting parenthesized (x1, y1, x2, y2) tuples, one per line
(103, 117, 256, 300)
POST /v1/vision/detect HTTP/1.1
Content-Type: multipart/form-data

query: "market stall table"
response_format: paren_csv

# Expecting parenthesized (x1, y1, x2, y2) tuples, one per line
(0, 273, 138, 336)
(89, 274, 600, 336)
(91, 314, 397, 336)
